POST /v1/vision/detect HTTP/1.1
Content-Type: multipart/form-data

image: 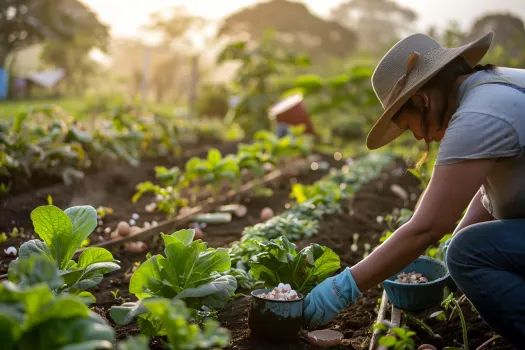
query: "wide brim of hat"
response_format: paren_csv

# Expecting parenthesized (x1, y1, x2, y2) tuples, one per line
(366, 31, 494, 150)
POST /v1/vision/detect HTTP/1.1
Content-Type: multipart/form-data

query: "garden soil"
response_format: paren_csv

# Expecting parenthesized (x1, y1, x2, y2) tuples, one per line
(0, 146, 516, 349)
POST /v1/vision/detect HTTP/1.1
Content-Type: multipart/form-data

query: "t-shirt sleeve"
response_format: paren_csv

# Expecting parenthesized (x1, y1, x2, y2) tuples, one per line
(436, 112, 522, 166)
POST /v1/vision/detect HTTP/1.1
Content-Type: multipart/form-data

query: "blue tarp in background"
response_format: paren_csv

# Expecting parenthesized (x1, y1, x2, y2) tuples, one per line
(0, 69, 8, 100)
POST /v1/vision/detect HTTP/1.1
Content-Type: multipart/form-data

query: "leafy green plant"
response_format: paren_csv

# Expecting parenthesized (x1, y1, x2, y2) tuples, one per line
(118, 335, 150, 350)
(8, 205, 120, 300)
(373, 324, 416, 349)
(442, 293, 469, 350)
(290, 180, 342, 215)
(242, 213, 319, 241)
(138, 298, 230, 349)
(253, 125, 312, 161)
(132, 165, 188, 217)
(237, 142, 274, 176)
(110, 229, 237, 325)
(184, 149, 240, 193)
(0, 281, 115, 350)
(249, 236, 340, 294)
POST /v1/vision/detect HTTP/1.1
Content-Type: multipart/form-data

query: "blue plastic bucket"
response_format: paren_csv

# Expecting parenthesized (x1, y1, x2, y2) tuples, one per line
(382, 256, 451, 311)
(0, 69, 8, 100)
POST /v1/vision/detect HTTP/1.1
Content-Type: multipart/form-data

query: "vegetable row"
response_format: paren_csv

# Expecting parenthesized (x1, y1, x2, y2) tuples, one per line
(0, 104, 240, 192)
(0, 151, 395, 349)
(132, 125, 313, 217)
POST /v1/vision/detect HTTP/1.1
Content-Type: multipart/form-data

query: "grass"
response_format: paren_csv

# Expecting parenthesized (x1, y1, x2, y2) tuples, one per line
(0, 97, 184, 120)
(0, 98, 87, 119)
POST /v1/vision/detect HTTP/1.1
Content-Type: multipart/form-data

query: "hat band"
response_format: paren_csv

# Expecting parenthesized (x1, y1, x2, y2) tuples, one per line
(385, 51, 420, 108)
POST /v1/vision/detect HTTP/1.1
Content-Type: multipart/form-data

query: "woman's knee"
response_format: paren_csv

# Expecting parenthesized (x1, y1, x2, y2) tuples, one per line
(445, 223, 492, 277)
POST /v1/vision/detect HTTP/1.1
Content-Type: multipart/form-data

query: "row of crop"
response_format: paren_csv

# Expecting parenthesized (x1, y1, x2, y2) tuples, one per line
(0, 104, 242, 193)
(0, 152, 395, 349)
(131, 125, 313, 218)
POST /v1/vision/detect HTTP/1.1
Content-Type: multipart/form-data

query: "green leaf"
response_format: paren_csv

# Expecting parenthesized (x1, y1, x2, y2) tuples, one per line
(30, 206, 73, 268)
(161, 229, 195, 246)
(7, 253, 64, 290)
(61, 269, 84, 287)
(207, 149, 222, 166)
(64, 206, 97, 265)
(378, 335, 397, 347)
(117, 335, 150, 350)
(110, 300, 150, 325)
(78, 248, 115, 269)
(175, 275, 237, 309)
(129, 255, 169, 299)
(129, 229, 236, 309)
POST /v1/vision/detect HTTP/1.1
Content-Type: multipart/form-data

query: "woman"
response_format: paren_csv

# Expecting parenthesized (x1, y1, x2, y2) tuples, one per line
(303, 31, 525, 348)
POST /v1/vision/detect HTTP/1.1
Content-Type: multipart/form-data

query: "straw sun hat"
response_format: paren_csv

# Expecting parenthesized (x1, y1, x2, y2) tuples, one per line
(366, 31, 494, 150)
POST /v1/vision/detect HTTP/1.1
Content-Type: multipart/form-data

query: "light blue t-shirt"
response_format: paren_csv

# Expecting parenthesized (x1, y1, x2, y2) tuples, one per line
(435, 67, 525, 219)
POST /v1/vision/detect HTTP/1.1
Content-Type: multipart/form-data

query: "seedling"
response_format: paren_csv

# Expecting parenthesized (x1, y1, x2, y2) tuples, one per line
(374, 323, 416, 349)
(442, 293, 469, 350)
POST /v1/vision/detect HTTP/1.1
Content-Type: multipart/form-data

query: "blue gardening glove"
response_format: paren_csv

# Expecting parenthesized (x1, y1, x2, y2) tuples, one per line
(303, 267, 362, 328)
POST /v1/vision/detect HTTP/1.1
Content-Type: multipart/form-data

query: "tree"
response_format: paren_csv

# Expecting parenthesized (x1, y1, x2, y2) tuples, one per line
(142, 6, 208, 104)
(216, 0, 358, 60)
(0, 0, 103, 68)
(466, 13, 525, 58)
(217, 30, 311, 135)
(40, 8, 109, 94)
(143, 6, 207, 49)
(329, 0, 417, 53)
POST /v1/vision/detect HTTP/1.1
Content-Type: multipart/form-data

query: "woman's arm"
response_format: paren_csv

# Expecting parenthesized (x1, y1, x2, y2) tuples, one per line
(350, 159, 495, 292)
(453, 188, 494, 235)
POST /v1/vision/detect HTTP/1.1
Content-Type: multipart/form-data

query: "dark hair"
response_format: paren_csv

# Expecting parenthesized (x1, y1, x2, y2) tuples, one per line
(394, 56, 497, 169)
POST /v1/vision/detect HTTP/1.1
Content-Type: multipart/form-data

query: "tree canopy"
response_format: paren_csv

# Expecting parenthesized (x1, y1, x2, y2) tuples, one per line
(466, 13, 525, 57)
(216, 0, 358, 60)
(330, 0, 417, 53)
(0, 0, 106, 67)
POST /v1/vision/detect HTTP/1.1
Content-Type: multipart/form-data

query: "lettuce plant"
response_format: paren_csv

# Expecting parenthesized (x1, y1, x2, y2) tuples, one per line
(249, 236, 340, 295)
(183, 148, 239, 192)
(0, 281, 115, 350)
(110, 229, 237, 326)
(136, 298, 230, 349)
(241, 213, 318, 241)
(290, 181, 343, 215)
(8, 205, 119, 300)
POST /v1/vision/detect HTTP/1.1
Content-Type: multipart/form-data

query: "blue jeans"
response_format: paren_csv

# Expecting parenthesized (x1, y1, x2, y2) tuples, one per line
(446, 219, 525, 348)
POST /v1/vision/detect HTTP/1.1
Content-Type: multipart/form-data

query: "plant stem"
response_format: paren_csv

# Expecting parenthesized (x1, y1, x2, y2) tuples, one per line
(404, 312, 440, 338)
(448, 294, 468, 321)
(451, 297, 469, 350)
(476, 334, 500, 350)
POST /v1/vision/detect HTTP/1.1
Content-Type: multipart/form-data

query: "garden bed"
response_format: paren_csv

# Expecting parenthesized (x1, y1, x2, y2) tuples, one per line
(0, 140, 239, 272)
(216, 160, 514, 350)
(0, 149, 515, 349)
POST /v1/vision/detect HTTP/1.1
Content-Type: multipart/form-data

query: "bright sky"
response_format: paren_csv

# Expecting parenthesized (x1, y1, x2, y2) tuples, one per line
(82, 0, 525, 41)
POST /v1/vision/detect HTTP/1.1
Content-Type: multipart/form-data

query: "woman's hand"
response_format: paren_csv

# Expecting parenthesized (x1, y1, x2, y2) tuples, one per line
(351, 158, 495, 293)
(303, 268, 361, 328)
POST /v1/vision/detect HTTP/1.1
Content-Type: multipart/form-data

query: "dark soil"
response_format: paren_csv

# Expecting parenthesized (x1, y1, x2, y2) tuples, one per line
(217, 160, 516, 350)
(0, 148, 516, 350)
(0, 140, 239, 273)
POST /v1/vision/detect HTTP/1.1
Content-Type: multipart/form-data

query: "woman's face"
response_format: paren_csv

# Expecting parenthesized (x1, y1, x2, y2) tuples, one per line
(392, 91, 449, 143)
